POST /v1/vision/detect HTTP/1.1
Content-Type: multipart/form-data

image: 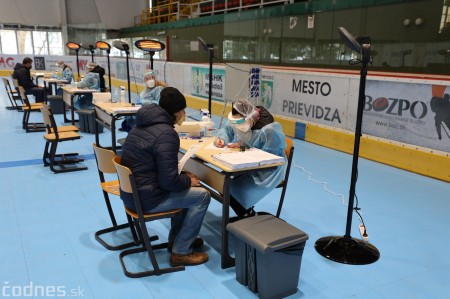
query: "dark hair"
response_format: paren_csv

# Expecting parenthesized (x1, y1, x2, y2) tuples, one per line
(231, 104, 243, 117)
(23, 57, 33, 65)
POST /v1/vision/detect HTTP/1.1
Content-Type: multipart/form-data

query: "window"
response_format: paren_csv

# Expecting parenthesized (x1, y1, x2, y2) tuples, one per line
(17, 30, 33, 54)
(0, 30, 18, 54)
(48, 32, 63, 55)
(33, 31, 49, 55)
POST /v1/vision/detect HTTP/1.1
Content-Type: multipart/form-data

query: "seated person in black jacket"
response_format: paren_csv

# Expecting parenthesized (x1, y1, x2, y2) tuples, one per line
(12, 57, 46, 103)
(121, 87, 211, 267)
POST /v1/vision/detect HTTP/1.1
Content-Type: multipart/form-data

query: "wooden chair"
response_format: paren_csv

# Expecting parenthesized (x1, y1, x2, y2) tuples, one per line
(275, 137, 295, 218)
(40, 104, 87, 173)
(41, 104, 81, 167)
(92, 144, 139, 250)
(2, 78, 22, 110)
(113, 156, 185, 278)
(18, 86, 46, 132)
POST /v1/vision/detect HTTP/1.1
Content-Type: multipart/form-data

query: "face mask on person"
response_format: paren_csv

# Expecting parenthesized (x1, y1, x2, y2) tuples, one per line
(146, 79, 156, 88)
(176, 112, 186, 125)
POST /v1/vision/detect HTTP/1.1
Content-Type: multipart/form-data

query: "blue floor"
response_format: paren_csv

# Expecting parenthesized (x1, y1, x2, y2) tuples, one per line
(1, 84, 450, 299)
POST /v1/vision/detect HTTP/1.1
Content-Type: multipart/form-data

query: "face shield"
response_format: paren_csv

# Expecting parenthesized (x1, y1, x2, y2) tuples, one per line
(228, 111, 253, 145)
(143, 70, 156, 88)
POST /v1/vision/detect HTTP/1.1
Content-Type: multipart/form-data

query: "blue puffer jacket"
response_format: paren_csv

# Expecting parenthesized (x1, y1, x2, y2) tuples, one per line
(120, 104, 191, 212)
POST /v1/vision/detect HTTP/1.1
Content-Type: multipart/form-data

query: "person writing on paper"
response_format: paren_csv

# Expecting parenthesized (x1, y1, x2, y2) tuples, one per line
(121, 87, 211, 267)
(121, 70, 167, 132)
(74, 63, 104, 110)
(214, 98, 287, 219)
(53, 61, 73, 95)
(53, 61, 73, 84)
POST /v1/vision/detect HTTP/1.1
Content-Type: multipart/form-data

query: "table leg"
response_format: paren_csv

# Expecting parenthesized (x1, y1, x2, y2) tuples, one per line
(221, 174, 236, 269)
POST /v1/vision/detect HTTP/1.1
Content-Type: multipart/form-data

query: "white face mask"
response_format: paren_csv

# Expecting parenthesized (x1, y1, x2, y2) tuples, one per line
(146, 79, 156, 88)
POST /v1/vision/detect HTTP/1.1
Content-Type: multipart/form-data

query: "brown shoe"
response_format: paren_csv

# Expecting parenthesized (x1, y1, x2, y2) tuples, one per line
(170, 252, 209, 267)
(167, 237, 204, 253)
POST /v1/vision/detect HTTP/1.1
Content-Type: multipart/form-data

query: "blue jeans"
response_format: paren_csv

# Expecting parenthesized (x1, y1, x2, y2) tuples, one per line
(145, 187, 211, 255)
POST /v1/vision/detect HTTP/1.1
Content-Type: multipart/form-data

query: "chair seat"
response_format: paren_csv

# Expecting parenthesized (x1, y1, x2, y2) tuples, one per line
(48, 125, 79, 133)
(101, 180, 120, 195)
(44, 131, 80, 141)
(23, 104, 44, 111)
(125, 207, 182, 220)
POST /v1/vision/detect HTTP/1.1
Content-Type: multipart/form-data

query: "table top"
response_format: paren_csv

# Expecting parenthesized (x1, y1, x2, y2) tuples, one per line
(43, 78, 68, 83)
(179, 137, 285, 173)
(62, 85, 98, 93)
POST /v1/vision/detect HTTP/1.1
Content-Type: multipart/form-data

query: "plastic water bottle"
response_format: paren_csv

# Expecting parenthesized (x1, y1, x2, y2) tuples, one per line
(202, 115, 214, 137)
(200, 109, 214, 137)
(120, 86, 126, 103)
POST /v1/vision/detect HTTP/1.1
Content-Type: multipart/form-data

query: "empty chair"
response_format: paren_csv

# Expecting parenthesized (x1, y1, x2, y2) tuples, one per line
(40, 104, 87, 173)
(92, 143, 139, 250)
(2, 78, 22, 110)
(275, 137, 295, 218)
(113, 156, 185, 278)
(18, 86, 46, 132)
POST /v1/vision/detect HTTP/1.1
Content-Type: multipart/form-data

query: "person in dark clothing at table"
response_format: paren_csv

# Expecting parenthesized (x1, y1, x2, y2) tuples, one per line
(121, 87, 211, 267)
(12, 57, 46, 103)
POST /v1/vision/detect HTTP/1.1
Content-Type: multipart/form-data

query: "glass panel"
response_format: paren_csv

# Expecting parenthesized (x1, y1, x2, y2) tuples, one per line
(48, 32, 63, 55)
(33, 31, 49, 55)
(17, 30, 33, 54)
(0, 30, 18, 54)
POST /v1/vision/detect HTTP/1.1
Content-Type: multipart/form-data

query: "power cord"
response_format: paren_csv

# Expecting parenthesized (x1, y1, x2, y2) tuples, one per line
(293, 161, 369, 242)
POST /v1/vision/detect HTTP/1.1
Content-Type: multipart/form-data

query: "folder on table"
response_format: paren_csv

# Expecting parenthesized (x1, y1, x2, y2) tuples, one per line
(212, 148, 284, 169)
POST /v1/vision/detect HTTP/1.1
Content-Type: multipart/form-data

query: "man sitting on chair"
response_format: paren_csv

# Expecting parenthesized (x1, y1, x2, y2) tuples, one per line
(121, 87, 211, 267)
(12, 57, 46, 103)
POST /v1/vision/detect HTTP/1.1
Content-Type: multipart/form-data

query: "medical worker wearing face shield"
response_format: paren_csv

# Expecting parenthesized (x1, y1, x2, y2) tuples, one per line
(214, 99, 287, 219)
(140, 70, 167, 105)
(121, 70, 167, 132)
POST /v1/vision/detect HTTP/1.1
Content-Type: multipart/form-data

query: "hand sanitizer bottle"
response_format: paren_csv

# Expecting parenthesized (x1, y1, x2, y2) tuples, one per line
(120, 86, 126, 103)
(113, 88, 119, 103)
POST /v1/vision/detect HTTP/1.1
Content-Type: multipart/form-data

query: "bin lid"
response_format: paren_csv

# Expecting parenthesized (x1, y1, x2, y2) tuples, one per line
(227, 215, 309, 253)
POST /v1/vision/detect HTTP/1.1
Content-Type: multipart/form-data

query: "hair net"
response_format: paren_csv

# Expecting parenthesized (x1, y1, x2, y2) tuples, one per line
(86, 62, 96, 71)
(233, 98, 258, 124)
(143, 70, 156, 81)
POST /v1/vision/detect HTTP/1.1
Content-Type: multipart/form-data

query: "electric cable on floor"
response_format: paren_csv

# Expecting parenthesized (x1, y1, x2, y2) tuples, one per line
(292, 161, 369, 241)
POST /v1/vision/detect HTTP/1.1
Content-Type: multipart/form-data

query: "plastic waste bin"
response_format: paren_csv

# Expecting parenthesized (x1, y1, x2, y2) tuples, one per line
(48, 96, 64, 114)
(76, 109, 103, 134)
(227, 215, 308, 299)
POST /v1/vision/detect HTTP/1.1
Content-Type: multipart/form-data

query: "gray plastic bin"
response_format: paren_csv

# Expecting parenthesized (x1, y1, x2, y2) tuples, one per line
(227, 215, 308, 299)
(48, 96, 64, 114)
(76, 109, 104, 134)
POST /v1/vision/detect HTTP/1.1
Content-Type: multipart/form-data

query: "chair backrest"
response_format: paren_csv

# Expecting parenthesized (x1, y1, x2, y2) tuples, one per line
(2, 78, 15, 105)
(113, 156, 133, 194)
(17, 86, 31, 106)
(40, 104, 58, 135)
(92, 143, 117, 174)
(11, 77, 20, 89)
(284, 137, 294, 159)
(276, 137, 295, 218)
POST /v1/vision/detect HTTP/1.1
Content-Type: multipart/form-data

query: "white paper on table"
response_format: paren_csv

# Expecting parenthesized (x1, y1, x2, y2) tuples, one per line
(178, 145, 202, 174)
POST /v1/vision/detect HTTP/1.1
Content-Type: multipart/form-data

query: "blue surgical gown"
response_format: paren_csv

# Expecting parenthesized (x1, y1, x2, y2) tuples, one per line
(216, 122, 287, 209)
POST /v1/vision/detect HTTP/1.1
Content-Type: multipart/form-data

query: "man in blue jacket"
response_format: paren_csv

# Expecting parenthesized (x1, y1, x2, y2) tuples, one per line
(12, 57, 46, 102)
(121, 87, 211, 267)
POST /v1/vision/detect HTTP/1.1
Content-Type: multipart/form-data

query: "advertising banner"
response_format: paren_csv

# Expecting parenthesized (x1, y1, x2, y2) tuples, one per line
(191, 66, 225, 102)
(364, 80, 450, 152)
(261, 70, 355, 129)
